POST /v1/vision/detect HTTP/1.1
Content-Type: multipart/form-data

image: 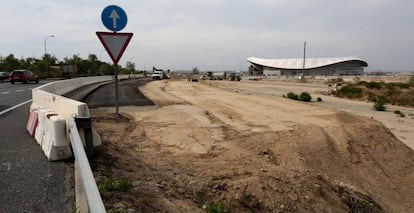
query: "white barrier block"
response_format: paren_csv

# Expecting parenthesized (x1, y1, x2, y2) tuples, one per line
(35, 108, 56, 145)
(42, 131, 53, 156)
(27, 107, 39, 137)
(42, 115, 73, 161)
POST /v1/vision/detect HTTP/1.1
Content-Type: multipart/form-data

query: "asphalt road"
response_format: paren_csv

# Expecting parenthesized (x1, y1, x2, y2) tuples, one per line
(0, 80, 71, 212)
(65, 78, 155, 108)
(0, 81, 37, 112)
(0, 78, 154, 212)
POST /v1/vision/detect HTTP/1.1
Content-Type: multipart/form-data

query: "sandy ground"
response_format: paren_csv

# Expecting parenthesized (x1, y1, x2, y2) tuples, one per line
(91, 79, 414, 212)
(203, 80, 414, 149)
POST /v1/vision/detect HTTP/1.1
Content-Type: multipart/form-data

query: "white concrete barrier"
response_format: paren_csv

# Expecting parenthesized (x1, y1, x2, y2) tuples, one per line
(26, 105, 39, 137)
(31, 76, 125, 150)
(30, 75, 129, 211)
(35, 107, 57, 146)
(41, 114, 73, 161)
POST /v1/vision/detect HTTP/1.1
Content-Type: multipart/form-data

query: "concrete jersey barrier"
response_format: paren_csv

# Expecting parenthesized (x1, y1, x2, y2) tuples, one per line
(30, 76, 125, 160)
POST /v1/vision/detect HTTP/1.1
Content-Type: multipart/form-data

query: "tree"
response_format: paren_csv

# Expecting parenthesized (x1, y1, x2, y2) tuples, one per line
(192, 67, 199, 74)
(100, 63, 114, 75)
(1, 54, 20, 71)
(88, 54, 98, 62)
(0, 53, 115, 77)
(126, 61, 135, 72)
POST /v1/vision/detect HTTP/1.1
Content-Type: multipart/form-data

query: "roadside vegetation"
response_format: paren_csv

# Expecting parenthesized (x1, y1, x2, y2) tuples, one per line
(0, 53, 138, 78)
(335, 76, 414, 107)
(284, 91, 314, 102)
(206, 202, 226, 213)
(393, 110, 406, 117)
(98, 176, 133, 192)
(98, 176, 134, 212)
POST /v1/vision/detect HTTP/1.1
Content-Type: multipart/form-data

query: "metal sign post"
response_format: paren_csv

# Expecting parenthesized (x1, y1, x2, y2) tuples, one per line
(97, 5, 133, 115)
(114, 65, 119, 114)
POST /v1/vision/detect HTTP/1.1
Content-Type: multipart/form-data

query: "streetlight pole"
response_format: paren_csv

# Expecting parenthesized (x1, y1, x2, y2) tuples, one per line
(302, 41, 306, 78)
(44, 35, 55, 76)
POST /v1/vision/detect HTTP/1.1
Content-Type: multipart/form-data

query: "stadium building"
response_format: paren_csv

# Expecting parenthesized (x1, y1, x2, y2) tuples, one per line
(247, 56, 368, 77)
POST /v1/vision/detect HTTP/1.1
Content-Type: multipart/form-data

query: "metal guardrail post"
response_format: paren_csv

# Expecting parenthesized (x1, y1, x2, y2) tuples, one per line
(74, 117, 94, 157)
(69, 116, 106, 213)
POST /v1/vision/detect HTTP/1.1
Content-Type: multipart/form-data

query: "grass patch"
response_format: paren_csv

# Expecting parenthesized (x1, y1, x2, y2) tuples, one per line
(206, 202, 226, 213)
(99, 176, 133, 192)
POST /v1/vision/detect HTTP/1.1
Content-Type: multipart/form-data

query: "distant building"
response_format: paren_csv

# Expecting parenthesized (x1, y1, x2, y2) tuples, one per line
(247, 56, 368, 77)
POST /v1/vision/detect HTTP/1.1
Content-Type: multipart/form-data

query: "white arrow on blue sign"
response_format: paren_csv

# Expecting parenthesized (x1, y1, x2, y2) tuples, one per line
(101, 5, 128, 32)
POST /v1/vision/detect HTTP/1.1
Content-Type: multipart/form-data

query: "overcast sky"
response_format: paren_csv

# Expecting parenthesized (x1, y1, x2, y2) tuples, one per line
(1, 0, 413, 71)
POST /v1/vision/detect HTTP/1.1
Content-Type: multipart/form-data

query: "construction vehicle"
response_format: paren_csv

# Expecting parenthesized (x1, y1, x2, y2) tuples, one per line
(212, 72, 226, 80)
(151, 67, 170, 80)
(228, 72, 241, 81)
(188, 73, 201, 82)
(151, 71, 164, 80)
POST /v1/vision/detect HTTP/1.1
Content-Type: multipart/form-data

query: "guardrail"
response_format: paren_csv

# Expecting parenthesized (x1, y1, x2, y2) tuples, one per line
(69, 115, 105, 213)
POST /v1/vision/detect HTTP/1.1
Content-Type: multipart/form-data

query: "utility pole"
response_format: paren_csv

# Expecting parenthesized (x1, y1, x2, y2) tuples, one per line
(302, 41, 306, 76)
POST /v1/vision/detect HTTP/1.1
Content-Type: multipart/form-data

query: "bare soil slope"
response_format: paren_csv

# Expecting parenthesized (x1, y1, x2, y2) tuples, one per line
(91, 80, 414, 212)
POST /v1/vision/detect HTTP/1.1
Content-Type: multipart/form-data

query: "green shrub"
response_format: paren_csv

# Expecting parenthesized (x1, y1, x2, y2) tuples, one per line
(299, 92, 312, 102)
(356, 80, 368, 86)
(386, 82, 410, 89)
(366, 81, 383, 89)
(394, 110, 406, 117)
(373, 100, 386, 111)
(317, 97, 322, 102)
(337, 85, 363, 98)
(286, 92, 299, 100)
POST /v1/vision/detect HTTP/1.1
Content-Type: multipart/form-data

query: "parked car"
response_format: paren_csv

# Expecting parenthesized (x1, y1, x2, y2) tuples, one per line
(0, 71, 10, 81)
(9, 70, 39, 84)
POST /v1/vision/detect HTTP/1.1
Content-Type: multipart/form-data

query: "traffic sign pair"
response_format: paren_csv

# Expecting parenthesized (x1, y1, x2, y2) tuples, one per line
(97, 5, 133, 65)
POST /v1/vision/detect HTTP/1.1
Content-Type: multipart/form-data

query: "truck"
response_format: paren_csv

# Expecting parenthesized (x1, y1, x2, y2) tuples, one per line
(188, 73, 201, 82)
(228, 72, 241, 81)
(151, 71, 164, 80)
(212, 72, 226, 80)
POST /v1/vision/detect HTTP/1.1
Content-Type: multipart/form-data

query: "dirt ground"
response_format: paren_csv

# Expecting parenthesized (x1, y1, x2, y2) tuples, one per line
(91, 79, 414, 213)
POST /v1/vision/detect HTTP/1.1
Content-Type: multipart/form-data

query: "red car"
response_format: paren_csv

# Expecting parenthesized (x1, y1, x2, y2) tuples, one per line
(9, 70, 39, 84)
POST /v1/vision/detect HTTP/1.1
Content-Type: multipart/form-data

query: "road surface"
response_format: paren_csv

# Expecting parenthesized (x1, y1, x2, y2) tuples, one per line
(0, 80, 71, 212)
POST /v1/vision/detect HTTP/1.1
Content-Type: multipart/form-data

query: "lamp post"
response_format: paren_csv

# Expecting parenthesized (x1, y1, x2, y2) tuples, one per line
(44, 35, 55, 76)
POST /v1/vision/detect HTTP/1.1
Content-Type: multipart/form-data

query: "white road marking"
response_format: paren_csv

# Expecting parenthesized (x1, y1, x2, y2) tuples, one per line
(2, 162, 11, 171)
(0, 99, 32, 116)
(0, 88, 32, 95)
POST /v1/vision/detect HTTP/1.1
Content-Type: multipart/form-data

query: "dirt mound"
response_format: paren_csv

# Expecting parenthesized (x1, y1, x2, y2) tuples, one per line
(91, 111, 414, 213)
(90, 80, 414, 212)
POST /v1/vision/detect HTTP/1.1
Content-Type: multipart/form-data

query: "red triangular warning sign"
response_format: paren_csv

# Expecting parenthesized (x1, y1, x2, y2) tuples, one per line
(96, 32, 133, 65)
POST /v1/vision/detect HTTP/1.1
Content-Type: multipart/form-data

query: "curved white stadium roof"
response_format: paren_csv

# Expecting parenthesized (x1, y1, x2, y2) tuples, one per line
(247, 56, 368, 70)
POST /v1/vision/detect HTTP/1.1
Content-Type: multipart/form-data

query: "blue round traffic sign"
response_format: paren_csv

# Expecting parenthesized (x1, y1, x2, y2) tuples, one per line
(101, 5, 128, 32)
